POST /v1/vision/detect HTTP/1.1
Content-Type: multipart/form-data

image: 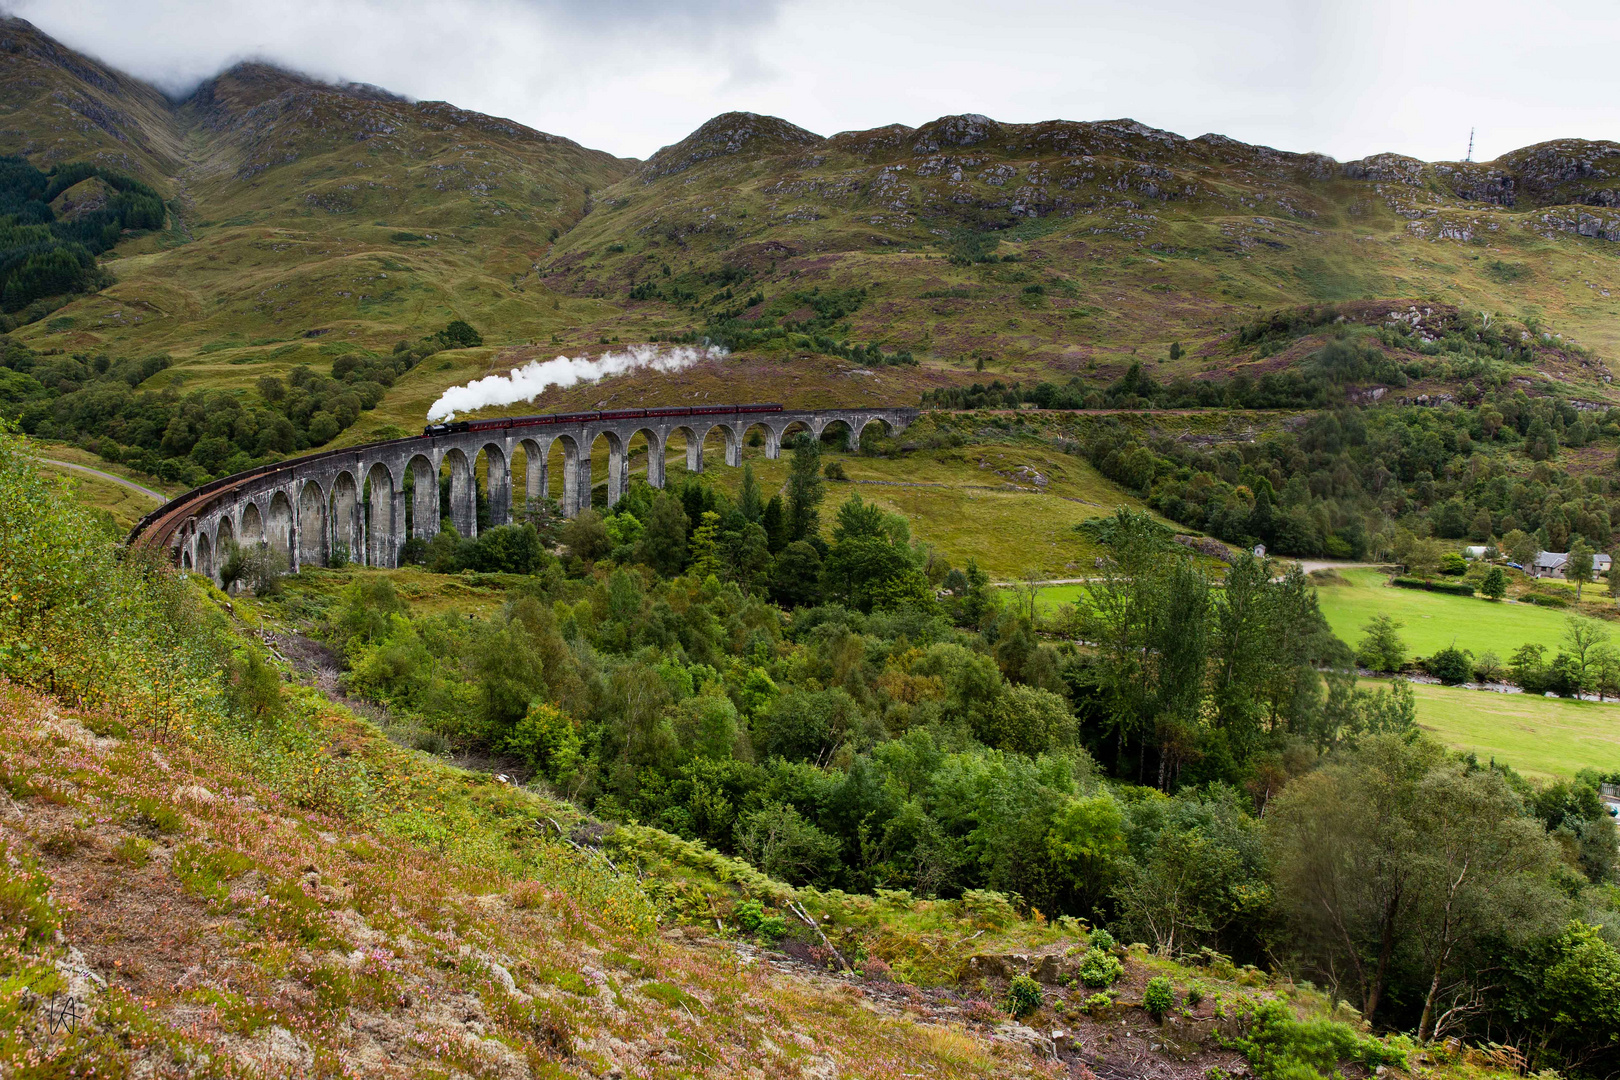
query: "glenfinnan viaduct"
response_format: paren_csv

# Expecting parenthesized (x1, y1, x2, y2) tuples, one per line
(129, 404, 917, 584)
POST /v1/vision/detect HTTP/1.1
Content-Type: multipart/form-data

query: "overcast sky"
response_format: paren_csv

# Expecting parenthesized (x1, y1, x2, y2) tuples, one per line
(10, 0, 1618, 163)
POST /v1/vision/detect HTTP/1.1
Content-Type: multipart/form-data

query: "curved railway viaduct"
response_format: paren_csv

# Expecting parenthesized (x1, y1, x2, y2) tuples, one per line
(128, 404, 918, 584)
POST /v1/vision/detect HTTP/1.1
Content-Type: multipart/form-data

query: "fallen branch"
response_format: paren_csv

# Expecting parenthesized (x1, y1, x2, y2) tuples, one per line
(561, 834, 619, 874)
(788, 900, 851, 972)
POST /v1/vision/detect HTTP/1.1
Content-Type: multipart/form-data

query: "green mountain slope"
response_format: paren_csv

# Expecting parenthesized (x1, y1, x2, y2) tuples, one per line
(1, 17, 633, 385)
(4, 17, 1620, 424)
(0, 16, 184, 182)
(552, 112, 1620, 392)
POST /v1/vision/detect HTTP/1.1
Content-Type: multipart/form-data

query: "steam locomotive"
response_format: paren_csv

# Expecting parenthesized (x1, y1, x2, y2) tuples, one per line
(422, 403, 783, 438)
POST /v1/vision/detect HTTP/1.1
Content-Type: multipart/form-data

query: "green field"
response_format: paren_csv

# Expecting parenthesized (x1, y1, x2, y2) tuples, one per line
(1315, 568, 1584, 659)
(670, 442, 1150, 580)
(1033, 583, 1090, 609)
(1039, 568, 1603, 656)
(1411, 682, 1620, 778)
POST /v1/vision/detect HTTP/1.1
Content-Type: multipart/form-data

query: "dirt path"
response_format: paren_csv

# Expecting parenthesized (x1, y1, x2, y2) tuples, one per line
(1288, 560, 1388, 573)
(37, 458, 167, 502)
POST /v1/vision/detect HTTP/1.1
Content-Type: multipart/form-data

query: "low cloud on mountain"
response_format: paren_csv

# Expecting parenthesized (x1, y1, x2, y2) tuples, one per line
(7, 0, 1620, 163)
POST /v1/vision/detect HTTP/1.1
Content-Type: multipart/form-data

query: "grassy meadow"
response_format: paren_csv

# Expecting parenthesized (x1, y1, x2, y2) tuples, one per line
(1314, 568, 1585, 659)
(1030, 562, 1620, 779)
(1036, 565, 1612, 658)
(1314, 569, 1620, 778)
(658, 440, 1150, 580)
(29, 441, 177, 530)
(1409, 682, 1620, 779)
(469, 421, 1153, 582)
(29, 441, 183, 496)
(37, 464, 162, 530)
(1035, 582, 1091, 603)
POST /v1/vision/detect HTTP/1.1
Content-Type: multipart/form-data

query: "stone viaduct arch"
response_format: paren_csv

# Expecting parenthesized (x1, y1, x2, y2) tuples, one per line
(130, 404, 918, 587)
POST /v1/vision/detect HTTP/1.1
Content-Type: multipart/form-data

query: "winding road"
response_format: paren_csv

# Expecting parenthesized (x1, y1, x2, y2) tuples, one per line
(37, 458, 167, 502)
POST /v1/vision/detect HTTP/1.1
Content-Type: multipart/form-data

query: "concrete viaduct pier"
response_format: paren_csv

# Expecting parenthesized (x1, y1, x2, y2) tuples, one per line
(129, 403, 918, 584)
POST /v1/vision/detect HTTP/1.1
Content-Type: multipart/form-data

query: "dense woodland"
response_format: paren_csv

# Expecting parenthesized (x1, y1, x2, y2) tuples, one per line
(228, 430, 1620, 1068)
(0, 156, 166, 317)
(0, 326, 481, 484)
(1077, 388, 1619, 558)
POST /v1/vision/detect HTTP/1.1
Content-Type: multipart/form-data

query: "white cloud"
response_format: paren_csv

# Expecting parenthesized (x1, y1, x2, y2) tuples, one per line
(8, 0, 1620, 163)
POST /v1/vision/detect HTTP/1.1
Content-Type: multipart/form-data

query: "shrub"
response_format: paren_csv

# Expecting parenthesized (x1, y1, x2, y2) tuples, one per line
(437, 320, 483, 349)
(0, 841, 58, 950)
(112, 836, 152, 867)
(36, 827, 82, 857)
(733, 899, 788, 942)
(1522, 593, 1569, 608)
(1143, 976, 1174, 1021)
(1425, 645, 1473, 686)
(1356, 613, 1407, 672)
(1439, 551, 1468, 575)
(861, 956, 892, 981)
(1080, 949, 1124, 988)
(1391, 576, 1474, 597)
(963, 999, 1004, 1023)
(823, 460, 848, 481)
(960, 889, 1020, 930)
(410, 729, 449, 755)
(219, 541, 286, 596)
(1228, 998, 1405, 1080)
(734, 803, 842, 886)
(1005, 974, 1043, 1019)
(1084, 991, 1116, 1015)
(1186, 982, 1204, 1007)
(1480, 566, 1507, 600)
(501, 702, 581, 782)
(1, 427, 235, 732)
(469, 523, 546, 574)
(1088, 927, 1117, 951)
(129, 797, 183, 835)
(227, 646, 287, 729)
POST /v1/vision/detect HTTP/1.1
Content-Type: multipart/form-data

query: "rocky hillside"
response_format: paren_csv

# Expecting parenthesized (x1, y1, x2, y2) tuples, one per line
(0, 16, 184, 181)
(3, 15, 1620, 423)
(0, 15, 632, 383)
(549, 111, 1620, 389)
(173, 61, 627, 231)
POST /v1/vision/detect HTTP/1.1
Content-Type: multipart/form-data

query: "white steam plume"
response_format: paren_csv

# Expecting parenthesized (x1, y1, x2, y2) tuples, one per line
(425, 344, 728, 422)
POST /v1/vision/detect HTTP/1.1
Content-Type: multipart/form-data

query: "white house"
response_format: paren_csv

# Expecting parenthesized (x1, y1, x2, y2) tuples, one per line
(1530, 550, 1612, 579)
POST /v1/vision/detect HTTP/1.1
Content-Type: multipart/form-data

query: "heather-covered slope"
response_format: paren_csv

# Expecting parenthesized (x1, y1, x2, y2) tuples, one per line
(550, 111, 1620, 391)
(5, 18, 1620, 427)
(1, 17, 634, 383)
(0, 16, 184, 184)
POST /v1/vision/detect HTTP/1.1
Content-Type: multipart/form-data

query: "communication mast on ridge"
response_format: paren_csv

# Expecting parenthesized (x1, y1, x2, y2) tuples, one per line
(1467, 127, 1475, 163)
